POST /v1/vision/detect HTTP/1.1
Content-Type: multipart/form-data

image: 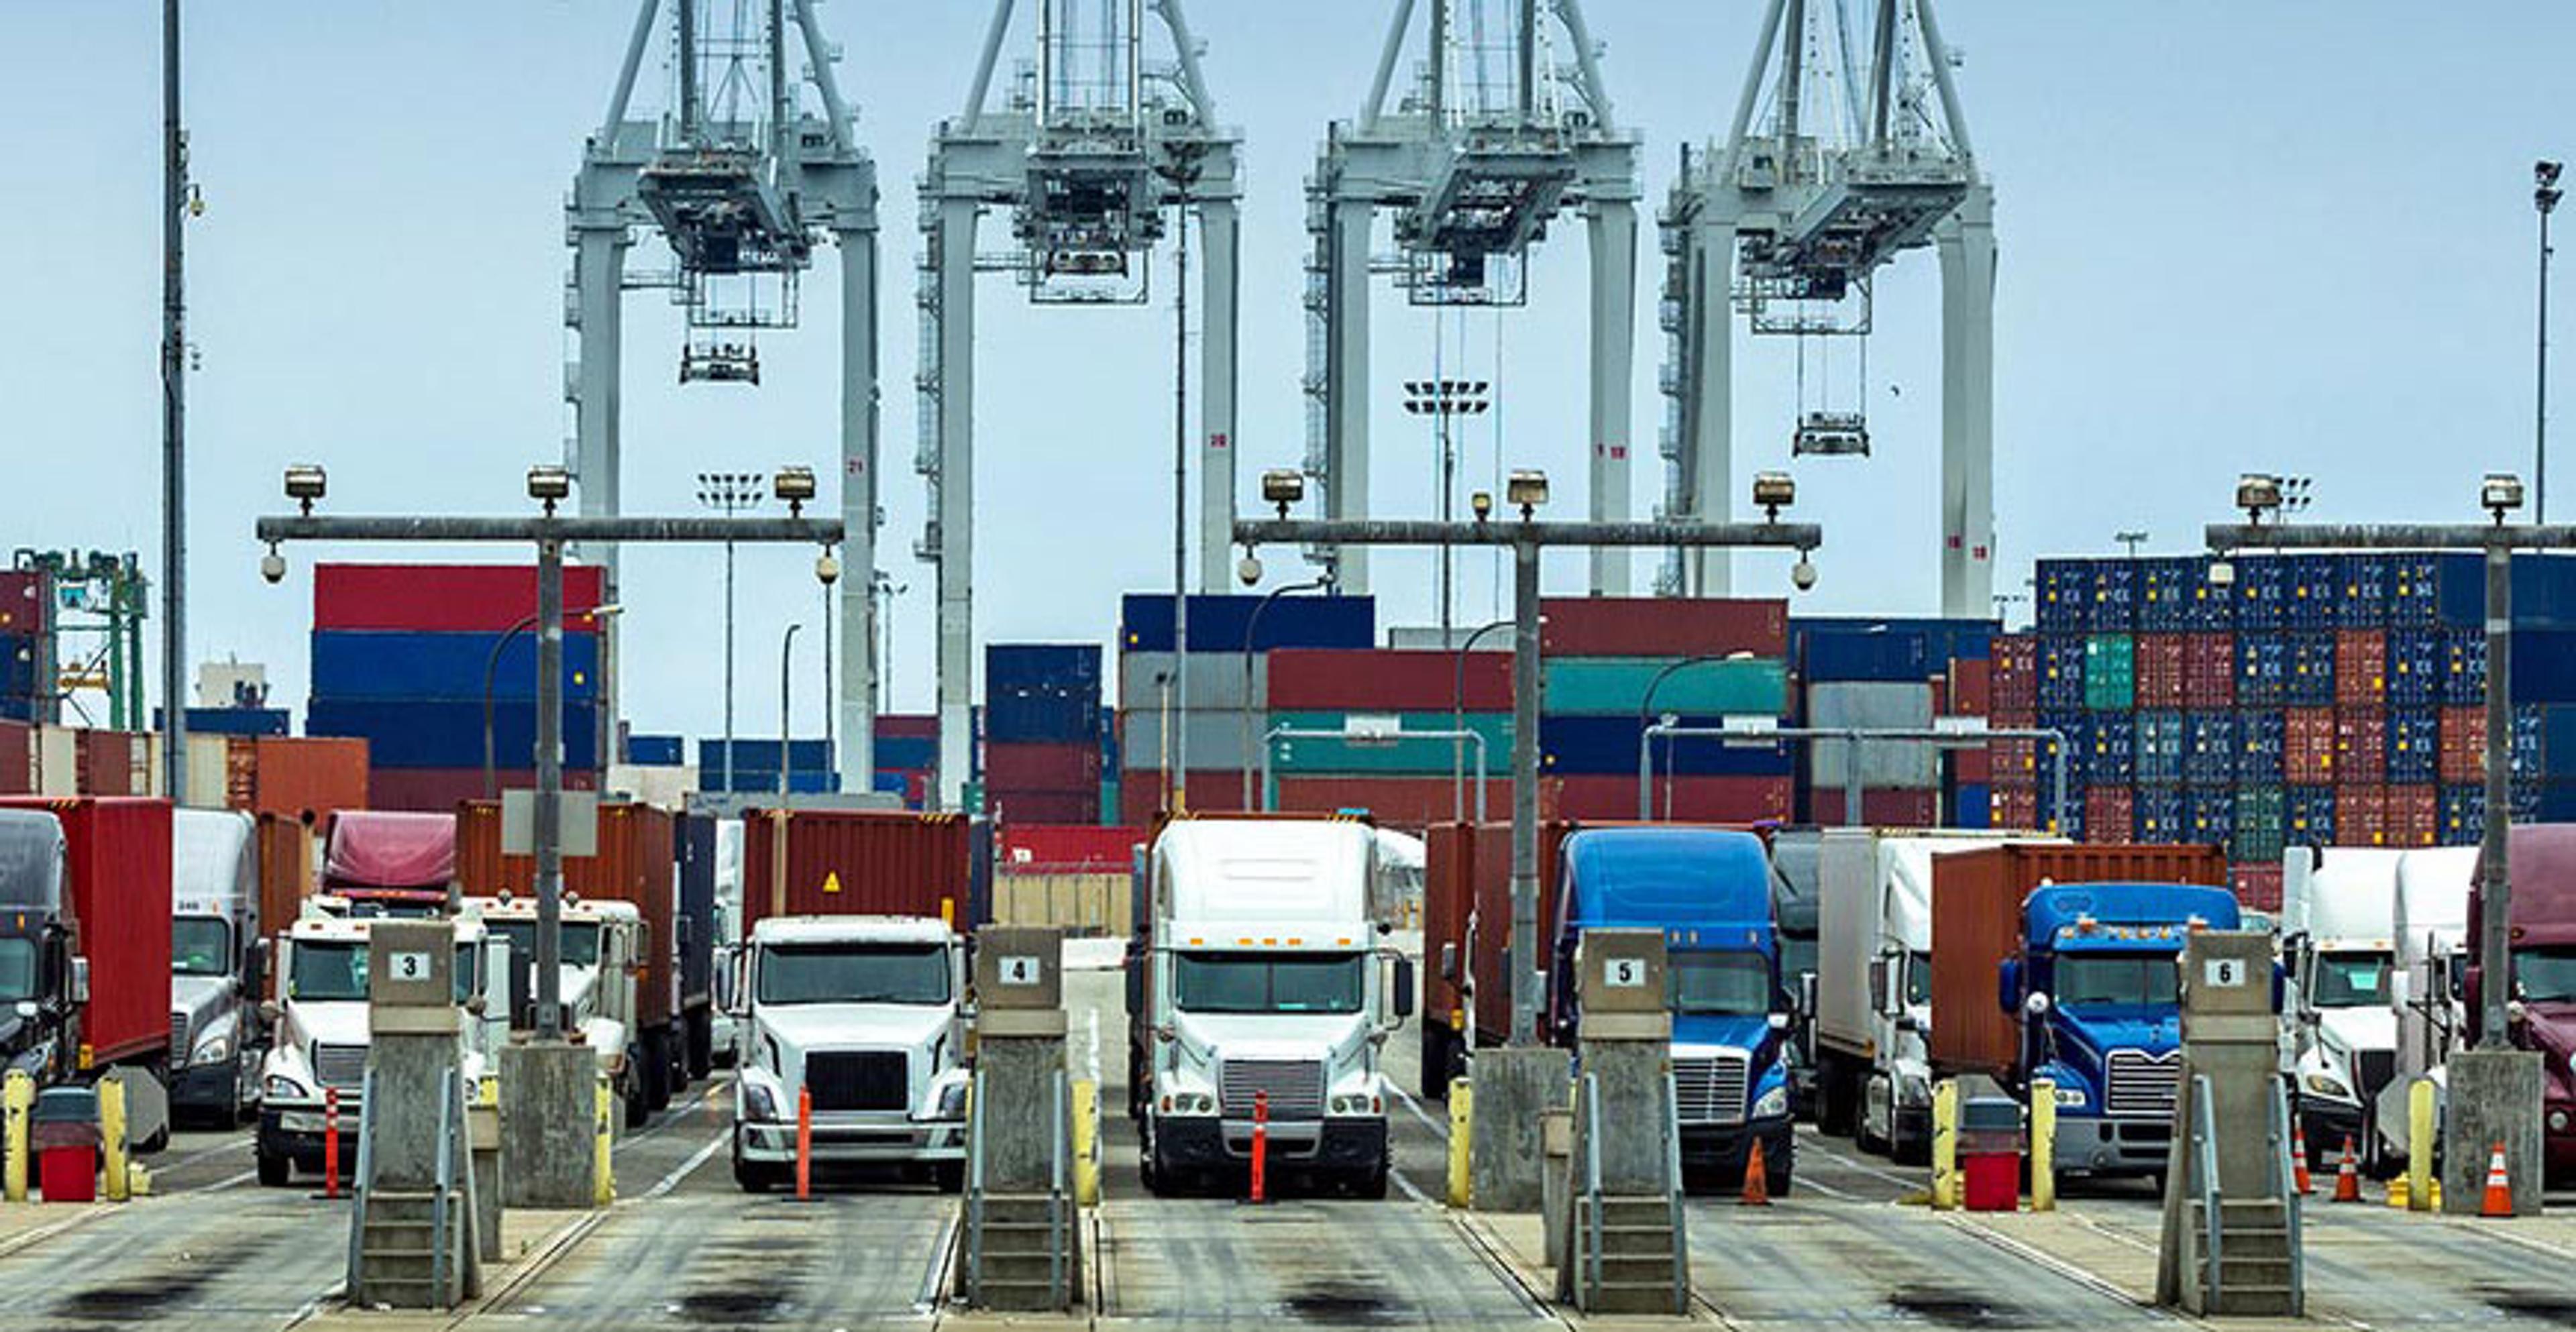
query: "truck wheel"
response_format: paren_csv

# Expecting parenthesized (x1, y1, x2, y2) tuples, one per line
(1140, 1125, 1171, 1198)
(1856, 1077, 1889, 1156)
(624, 1067, 650, 1130)
(646, 1033, 674, 1113)
(688, 1010, 714, 1080)
(257, 1148, 291, 1188)
(1766, 1162, 1794, 1198)
(1356, 1160, 1389, 1201)
(1419, 1025, 1450, 1103)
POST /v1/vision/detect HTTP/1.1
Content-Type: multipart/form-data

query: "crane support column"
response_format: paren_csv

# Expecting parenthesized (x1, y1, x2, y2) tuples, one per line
(837, 225, 880, 784)
(1937, 182, 1996, 618)
(1198, 200, 1242, 593)
(1326, 199, 1375, 594)
(1683, 215, 1736, 596)
(934, 201, 979, 809)
(1587, 200, 1640, 595)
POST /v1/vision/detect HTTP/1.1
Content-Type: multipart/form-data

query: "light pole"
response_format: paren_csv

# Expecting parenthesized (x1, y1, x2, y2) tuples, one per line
(873, 570, 906, 722)
(1240, 573, 1334, 810)
(2115, 530, 2148, 559)
(485, 602, 621, 799)
(1634, 652, 1754, 821)
(780, 622, 803, 799)
(2540, 160, 2563, 522)
(1452, 617, 1513, 824)
(697, 472, 766, 795)
(160, 0, 197, 803)
(1404, 379, 1491, 643)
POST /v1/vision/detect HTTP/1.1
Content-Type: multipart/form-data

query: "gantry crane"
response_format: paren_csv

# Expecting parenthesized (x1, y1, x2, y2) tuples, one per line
(1659, 0, 1991, 614)
(1303, 0, 1640, 595)
(568, 0, 882, 783)
(918, 0, 1240, 806)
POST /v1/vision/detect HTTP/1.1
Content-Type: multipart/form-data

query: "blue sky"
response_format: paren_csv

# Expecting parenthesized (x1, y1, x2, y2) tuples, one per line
(3, 1, 2569, 742)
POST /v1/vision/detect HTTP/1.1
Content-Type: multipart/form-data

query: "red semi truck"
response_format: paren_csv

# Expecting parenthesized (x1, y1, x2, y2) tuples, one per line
(2467, 824, 2576, 1182)
(0, 796, 176, 1150)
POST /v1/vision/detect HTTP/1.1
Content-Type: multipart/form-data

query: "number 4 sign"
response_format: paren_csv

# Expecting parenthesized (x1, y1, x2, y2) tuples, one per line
(998, 955, 1043, 987)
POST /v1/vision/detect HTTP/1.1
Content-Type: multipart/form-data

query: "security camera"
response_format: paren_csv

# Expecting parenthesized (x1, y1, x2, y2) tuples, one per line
(260, 549, 286, 585)
(1237, 553, 1263, 586)
(1790, 556, 1818, 592)
(815, 551, 842, 586)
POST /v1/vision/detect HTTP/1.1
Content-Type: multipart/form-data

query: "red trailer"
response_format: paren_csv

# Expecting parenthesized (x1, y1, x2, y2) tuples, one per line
(0, 797, 176, 1103)
(739, 809, 973, 930)
(1420, 820, 1577, 1099)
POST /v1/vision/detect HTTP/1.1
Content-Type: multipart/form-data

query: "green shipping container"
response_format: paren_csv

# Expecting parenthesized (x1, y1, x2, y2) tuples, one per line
(1266, 710, 1516, 776)
(2084, 635, 2135, 712)
(1540, 657, 1788, 718)
(2234, 785, 2285, 862)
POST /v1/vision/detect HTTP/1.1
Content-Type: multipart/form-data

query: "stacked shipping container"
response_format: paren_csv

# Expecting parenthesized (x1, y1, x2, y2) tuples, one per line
(0, 569, 48, 724)
(984, 644, 1104, 824)
(1116, 593, 1375, 826)
(1792, 616, 1999, 828)
(1552, 599, 1794, 824)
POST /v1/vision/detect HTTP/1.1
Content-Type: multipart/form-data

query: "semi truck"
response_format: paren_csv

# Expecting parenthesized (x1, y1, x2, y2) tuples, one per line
(1419, 818, 1576, 1099)
(319, 810, 457, 915)
(708, 816, 745, 1067)
(1929, 842, 2234, 1178)
(2280, 848, 2403, 1166)
(2369, 846, 2475, 1172)
(676, 811, 721, 1078)
(170, 808, 266, 1125)
(1768, 828, 1822, 1121)
(729, 810, 975, 1192)
(464, 894, 651, 1126)
(0, 797, 176, 1152)
(1547, 826, 1791, 1192)
(256, 909, 510, 1185)
(1130, 817, 1411, 1198)
(1813, 828, 2054, 1162)
(2465, 824, 2576, 1182)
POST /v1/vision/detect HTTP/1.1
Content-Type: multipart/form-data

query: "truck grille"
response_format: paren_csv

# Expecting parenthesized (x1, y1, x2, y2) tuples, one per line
(170, 1013, 190, 1066)
(1674, 1053, 1751, 1125)
(804, 1051, 908, 1112)
(1220, 1060, 1325, 1121)
(2104, 1048, 2180, 1118)
(312, 1044, 368, 1091)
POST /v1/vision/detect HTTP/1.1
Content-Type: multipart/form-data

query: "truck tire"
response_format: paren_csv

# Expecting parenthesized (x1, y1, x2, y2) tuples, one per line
(1419, 1025, 1454, 1103)
(1856, 1075, 1890, 1156)
(688, 1009, 714, 1080)
(1356, 1159, 1389, 1201)
(624, 1066, 650, 1130)
(257, 1148, 291, 1188)
(1766, 1161, 1793, 1198)
(731, 1129, 780, 1192)
(1140, 1124, 1171, 1198)
(646, 1032, 674, 1113)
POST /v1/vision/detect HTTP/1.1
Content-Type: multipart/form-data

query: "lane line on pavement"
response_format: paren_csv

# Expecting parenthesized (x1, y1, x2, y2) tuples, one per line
(1389, 1083, 1448, 1140)
(1938, 1213, 2187, 1323)
(1797, 1135, 1921, 1190)
(638, 1129, 729, 1201)
(914, 1213, 959, 1313)
(1391, 1166, 1432, 1205)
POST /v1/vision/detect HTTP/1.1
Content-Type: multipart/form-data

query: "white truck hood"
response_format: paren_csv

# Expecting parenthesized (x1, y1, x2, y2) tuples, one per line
(759, 1002, 951, 1056)
(2317, 1006, 2398, 1061)
(1172, 1011, 1369, 1062)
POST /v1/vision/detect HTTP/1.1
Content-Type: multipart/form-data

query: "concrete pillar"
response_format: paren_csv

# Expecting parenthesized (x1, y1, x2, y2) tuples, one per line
(2443, 1048, 2544, 1216)
(1935, 182, 1996, 619)
(499, 1042, 600, 1209)
(1468, 1046, 1567, 1212)
(1197, 198, 1241, 594)
(1585, 199, 1639, 596)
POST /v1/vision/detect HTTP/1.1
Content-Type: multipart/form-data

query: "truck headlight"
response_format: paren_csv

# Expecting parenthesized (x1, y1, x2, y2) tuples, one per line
(740, 1075, 782, 1121)
(196, 1034, 233, 1066)
(1160, 1092, 1216, 1115)
(264, 1074, 309, 1101)
(1328, 1093, 1383, 1116)
(1897, 1072, 1931, 1107)
(936, 1080, 969, 1121)
(1752, 1085, 1790, 1121)
(2302, 1072, 2353, 1102)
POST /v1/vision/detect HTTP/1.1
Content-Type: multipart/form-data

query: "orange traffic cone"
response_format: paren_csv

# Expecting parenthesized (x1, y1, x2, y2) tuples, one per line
(2481, 1141, 2516, 1218)
(2331, 1135, 2361, 1203)
(1741, 1139, 1772, 1207)
(2291, 1118, 2314, 1196)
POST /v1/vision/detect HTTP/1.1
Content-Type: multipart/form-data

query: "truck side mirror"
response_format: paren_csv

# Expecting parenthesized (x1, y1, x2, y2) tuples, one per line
(1867, 956, 1890, 1017)
(1392, 956, 1416, 1023)
(1124, 962, 1145, 1018)
(68, 957, 89, 1006)
(1996, 957, 2023, 1014)
(1438, 942, 1458, 983)
(1797, 973, 1819, 1021)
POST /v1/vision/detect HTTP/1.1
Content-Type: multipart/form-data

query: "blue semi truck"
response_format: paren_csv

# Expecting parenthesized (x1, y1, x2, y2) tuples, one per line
(1928, 843, 2239, 1178)
(1548, 826, 1794, 1194)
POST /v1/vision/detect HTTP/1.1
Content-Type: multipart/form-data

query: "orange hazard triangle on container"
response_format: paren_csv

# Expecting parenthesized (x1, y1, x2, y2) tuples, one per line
(822, 871, 843, 895)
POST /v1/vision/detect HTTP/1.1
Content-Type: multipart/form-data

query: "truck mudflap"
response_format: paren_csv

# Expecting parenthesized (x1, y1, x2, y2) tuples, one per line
(1680, 1116, 1794, 1181)
(1152, 1115, 1389, 1174)
(2051, 1113, 2173, 1176)
(735, 1115, 966, 1164)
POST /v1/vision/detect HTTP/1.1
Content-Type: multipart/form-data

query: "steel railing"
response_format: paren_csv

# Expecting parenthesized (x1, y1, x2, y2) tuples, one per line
(343, 1066, 378, 1294)
(2267, 1078, 2304, 1315)
(1581, 1072, 1605, 1309)
(1663, 1068, 1688, 1315)
(2189, 1074, 2221, 1307)
(431, 1066, 456, 1306)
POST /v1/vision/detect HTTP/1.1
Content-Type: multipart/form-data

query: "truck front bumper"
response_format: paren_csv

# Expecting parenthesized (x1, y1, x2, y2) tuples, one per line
(2051, 1113, 2172, 1176)
(735, 1114, 966, 1165)
(170, 1061, 241, 1113)
(1153, 1115, 1388, 1174)
(259, 1100, 358, 1167)
(1680, 1116, 1794, 1176)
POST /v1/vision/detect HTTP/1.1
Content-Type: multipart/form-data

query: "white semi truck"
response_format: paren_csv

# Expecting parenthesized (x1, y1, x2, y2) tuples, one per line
(1126, 819, 1412, 1198)
(2369, 846, 2477, 1173)
(2282, 848, 2404, 1166)
(169, 809, 266, 1125)
(466, 894, 651, 1127)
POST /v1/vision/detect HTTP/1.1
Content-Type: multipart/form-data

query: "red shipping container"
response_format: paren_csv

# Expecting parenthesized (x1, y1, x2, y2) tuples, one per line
(1992, 783, 2045, 832)
(315, 563, 605, 634)
(368, 767, 595, 813)
(877, 714, 939, 740)
(1277, 776, 1518, 828)
(2285, 708, 2337, 785)
(1267, 649, 1514, 712)
(982, 742, 1101, 792)
(230, 736, 371, 821)
(1947, 659, 1992, 717)
(1539, 598, 1788, 657)
(1548, 774, 1792, 825)
(1993, 738, 2039, 783)
(2387, 785, 2439, 848)
(457, 801, 678, 1026)
(1119, 770, 1251, 828)
(76, 731, 144, 797)
(0, 797, 173, 1067)
(0, 570, 46, 634)
(1955, 748, 1995, 784)
(256, 814, 314, 991)
(2333, 709, 2389, 786)
(1990, 636, 2038, 716)
(2336, 630, 2388, 706)
(1426, 820, 1576, 1048)
(2337, 786, 2389, 847)
(2232, 863, 2286, 913)
(0, 720, 28, 795)
(740, 809, 971, 930)
(2134, 635, 2186, 710)
(2182, 633, 2236, 709)
(1813, 788, 1941, 827)
(999, 825, 1147, 873)
(2440, 707, 2486, 785)
(989, 790, 1098, 825)
(2086, 787, 2135, 843)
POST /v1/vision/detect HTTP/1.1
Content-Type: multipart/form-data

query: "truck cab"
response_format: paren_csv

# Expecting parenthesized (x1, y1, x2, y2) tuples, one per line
(256, 911, 508, 1186)
(729, 915, 971, 1192)
(2370, 846, 2475, 1171)
(1549, 827, 1792, 1192)
(465, 893, 649, 1127)
(2467, 824, 2576, 1182)
(1130, 819, 1411, 1199)
(170, 809, 265, 1125)
(2282, 848, 2402, 1165)
(2001, 883, 2243, 1176)
(0, 811, 85, 1085)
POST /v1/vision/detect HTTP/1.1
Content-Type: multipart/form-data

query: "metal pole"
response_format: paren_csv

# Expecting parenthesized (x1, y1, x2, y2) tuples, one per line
(1172, 171, 1191, 812)
(2542, 198, 2555, 524)
(534, 540, 566, 1041)
(1242, 577, 1328, 811)
(724, 539, 737, 796)
(822, 574, 835, 774)
(484, 613, 540, 800)
(1454, 619, 1509, 824)
(160, 0, 188, 803)
(2481, 537, 2513, 1048)
(1509, 535, 1542, 1046)
(781, 623, 803, 799)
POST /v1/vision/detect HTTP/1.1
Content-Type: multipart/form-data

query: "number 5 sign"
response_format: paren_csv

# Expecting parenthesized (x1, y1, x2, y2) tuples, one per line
(1604, 957, 1648, 989)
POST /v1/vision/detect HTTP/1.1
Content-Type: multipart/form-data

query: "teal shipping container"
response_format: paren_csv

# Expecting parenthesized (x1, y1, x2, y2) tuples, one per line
(1265, 710, 1516, 775)
(1540, 657, 1788, 718)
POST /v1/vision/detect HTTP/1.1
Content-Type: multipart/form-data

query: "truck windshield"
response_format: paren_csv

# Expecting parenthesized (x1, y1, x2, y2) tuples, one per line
(291, 942, 370, 1001)
(2312, 952, 2391, 1008)
(1670, 952, 1772, 1015)
(2514, 947, 2576, 1003)
(172, 917, 231, 977)
(758, 944, 949, 1005)
(2055, 954, 2180, 1007)
(486, 922, 602, 969)
(1173, 952, 1365, 1015)
(0, 939, 34, 1002)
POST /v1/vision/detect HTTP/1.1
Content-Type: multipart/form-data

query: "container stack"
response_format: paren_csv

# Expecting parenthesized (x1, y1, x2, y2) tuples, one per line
(304, 564, 606, 812)
(1545, 599, 1796, 824)
(1262, 645, 1515, 826)
(1788, 617, 1998, 828)
(1116, 593, 1375, 826)
(873, 715, 938, 810)
(0, 569, 48, 724)
(698, 738, 836, 795)
(2016, 551, 2576, 905)
(984, 645, 1104, 824)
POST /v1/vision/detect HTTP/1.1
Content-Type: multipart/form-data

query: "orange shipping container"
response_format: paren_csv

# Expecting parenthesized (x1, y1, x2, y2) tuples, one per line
(255, 814, 315, 998)
(228, 736, 369, 821)
(455, 800, 678, 1028)
(1422, 820, 1577, 1060)
(1928, 842, 2229, 1083)
(739, 809, 972, 932)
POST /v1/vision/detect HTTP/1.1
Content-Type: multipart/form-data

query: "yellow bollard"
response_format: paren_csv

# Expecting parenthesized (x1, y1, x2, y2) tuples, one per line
(127, 1163, 150, 1198)
(480, 1074, 500, 1109)
(3, 1070, 30, 1203)
(2029, 1078, 2057, 1213)
(1447, 1076, 1473, 1209)
(1072, 1078, 1101, 1207)
(2408, 1077, 2436, 1213)
(1929, 1080, 1959, 1211)
(99, 1076, 128, 1203)
(593, 1076, 614, 1207)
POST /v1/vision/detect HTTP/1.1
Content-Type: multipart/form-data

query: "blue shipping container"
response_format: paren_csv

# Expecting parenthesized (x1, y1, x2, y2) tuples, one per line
(2387, 628, 2443, 707)
(178, 707, 291, 737)
(1797, 628, 1933, 683)
(2286, 786, 2336, 847)
(2136, 785, 2186, 843)
(2443, 629, 2488, 704)
(2388, 554, 2464, 627)
(2285, 632, 2337, 707)
(2184, 787, 2235, 845)
(875, 736, 937, 771)
(309, 698, 600, 770)
(2138, 557, 2233, 632)
(2183, 712, 2235, 787)
(2085, 716, 2135, 785)
(2088, 563, 2138, 632)
(311, 630, 600, 702)
(706, 767, 841, 795)
(2237, 710, 2286, 783)
(986, 643, 1103, 693)
(2440, 784, 2485, 845)
(2390, 709, 2442, 785)
(1544, 715, 1792, 777)
(2135, 711, 2186, 785)
(627, 734, 684, 767)
(2038, 636, 2087, 711)
(2512, 630, 2576, 704)
(2332, 553, 2391, 628)
(698, 738, 833, 771)
(984, 689, 1102, 744)
(1120, 594, 1375, 654)
(2284, 555, 2339, 630)
(2232, 556, 2287, 632)
(1953, 783, 1992, 830)
(2037, 561, 2090, 633)
(2237, 635, 2287, 707)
